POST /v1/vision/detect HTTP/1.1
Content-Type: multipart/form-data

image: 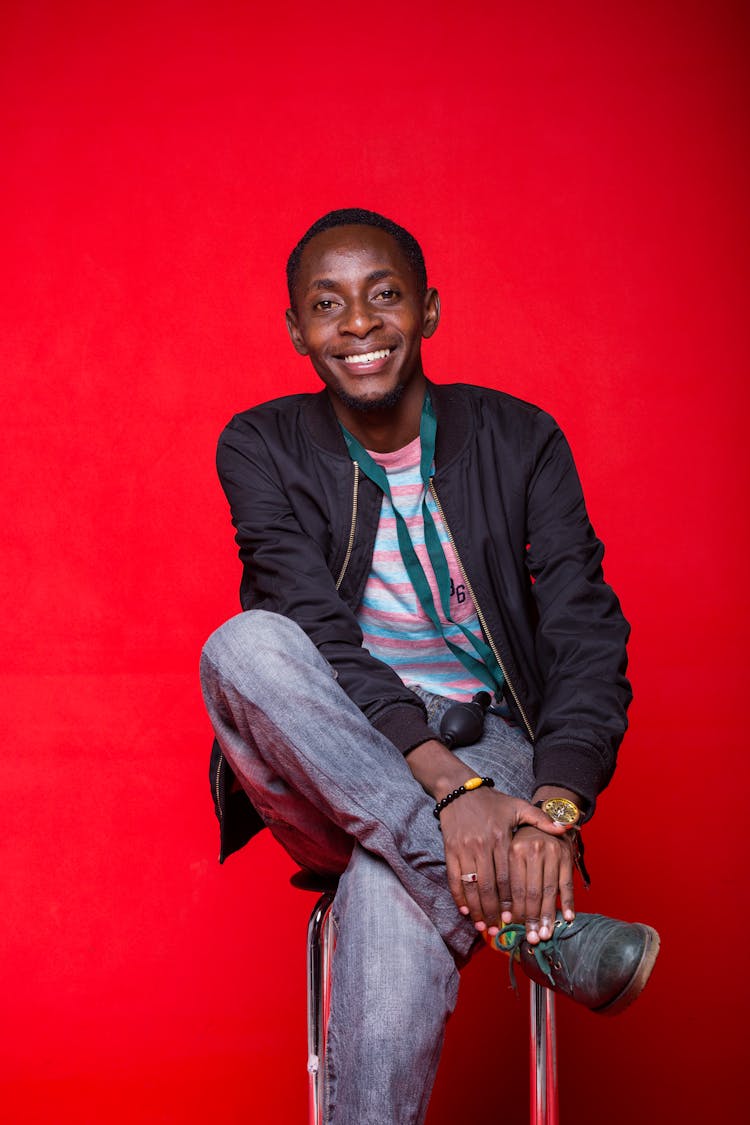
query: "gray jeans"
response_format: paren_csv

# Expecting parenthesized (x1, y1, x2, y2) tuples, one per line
(200, 610, 536, 1124)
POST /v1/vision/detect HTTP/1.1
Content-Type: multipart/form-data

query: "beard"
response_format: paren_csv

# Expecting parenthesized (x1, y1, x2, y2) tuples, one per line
(332, 380, 406, 414)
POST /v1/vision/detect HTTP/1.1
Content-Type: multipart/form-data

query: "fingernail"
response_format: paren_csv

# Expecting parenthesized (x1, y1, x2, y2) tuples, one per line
(474, 921, 486, 932)
(526, 929, 539, 943)
(563, 909, 575, 921)
(501, 911, 512, 925)
(488, 926, 499, 937)
(459, 906, 470, 916)
(539, 926, 550, 940)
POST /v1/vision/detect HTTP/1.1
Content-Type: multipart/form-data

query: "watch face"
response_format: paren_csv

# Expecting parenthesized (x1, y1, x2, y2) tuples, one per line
(543, 798, 580, 826)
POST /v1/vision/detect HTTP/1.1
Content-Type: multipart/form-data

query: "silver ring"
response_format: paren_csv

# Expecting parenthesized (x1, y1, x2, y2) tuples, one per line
(460, 872, 479, 884)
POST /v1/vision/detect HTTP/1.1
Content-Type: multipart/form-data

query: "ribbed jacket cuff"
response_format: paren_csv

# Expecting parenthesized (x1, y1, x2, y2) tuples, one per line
(533, 739, 611, 818)
(373, 706, 440, 757)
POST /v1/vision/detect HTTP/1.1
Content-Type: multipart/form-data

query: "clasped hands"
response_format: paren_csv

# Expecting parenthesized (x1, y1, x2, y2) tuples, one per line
(406, 738, 580, 946)
(439, 786, 575, 944)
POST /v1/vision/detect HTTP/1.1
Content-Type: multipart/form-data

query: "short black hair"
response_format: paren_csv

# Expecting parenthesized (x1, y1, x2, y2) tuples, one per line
(286, 208, 427, 307)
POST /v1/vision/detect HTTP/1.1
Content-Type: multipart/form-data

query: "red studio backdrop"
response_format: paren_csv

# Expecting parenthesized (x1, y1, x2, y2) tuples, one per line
(2, 2, 748, 1121)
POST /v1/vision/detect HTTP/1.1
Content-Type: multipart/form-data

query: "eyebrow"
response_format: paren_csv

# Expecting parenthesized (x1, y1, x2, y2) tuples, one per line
(306, 268, 397, 294)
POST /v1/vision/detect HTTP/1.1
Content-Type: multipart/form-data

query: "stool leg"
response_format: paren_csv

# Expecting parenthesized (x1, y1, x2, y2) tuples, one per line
(309, 895, 559, 1123)
(307, 892, 335, 1125)
(529, 981, 559, 1125)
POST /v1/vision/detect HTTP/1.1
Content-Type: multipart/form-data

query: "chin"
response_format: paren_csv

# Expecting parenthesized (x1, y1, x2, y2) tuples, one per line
(334, 382, 406, 414)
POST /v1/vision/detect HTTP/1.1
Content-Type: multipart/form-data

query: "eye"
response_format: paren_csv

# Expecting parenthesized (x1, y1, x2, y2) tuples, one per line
(313, 298, 340, 311)
(374, 288, 400, 301)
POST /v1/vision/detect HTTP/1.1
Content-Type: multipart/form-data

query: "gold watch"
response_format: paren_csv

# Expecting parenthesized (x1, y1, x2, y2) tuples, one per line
(537, 797, 581, 827)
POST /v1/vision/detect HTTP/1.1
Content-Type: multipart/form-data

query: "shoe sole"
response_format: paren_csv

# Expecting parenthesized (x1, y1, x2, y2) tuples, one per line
(593, 925, 661, 1016)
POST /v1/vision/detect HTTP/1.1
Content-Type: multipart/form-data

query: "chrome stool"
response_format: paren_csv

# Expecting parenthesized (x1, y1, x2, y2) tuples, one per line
(306, 890, 336, 1124)
(303, 887, 559, 1125)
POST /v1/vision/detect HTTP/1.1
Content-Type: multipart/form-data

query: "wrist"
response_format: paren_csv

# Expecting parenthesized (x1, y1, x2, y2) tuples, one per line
(406, 739, 477, 800)
(532, 785, 584, 807)
(433, 776, 495, 820)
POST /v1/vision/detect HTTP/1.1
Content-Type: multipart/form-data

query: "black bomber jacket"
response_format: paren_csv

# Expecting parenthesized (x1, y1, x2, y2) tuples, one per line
(209, 381, 631, 862)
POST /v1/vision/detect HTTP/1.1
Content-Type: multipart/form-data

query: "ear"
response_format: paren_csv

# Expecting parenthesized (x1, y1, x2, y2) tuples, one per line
(422, 287, 440, 339)
(285, 308, 309, 355)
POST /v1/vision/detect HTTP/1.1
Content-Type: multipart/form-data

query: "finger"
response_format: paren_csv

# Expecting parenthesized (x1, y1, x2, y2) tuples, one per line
(522, 836, 545, 944)
(516, 801, 569, 836)
(461, 874, 484, 926)
(538, 850, 560, 940)
(558, 836, 576, 923)
(474, 848, 501, 931)
(492, 836, 512, 932)
(449, 848, 485, 924)
(509, 836, 527, 928)
(445, 851, 471, 916)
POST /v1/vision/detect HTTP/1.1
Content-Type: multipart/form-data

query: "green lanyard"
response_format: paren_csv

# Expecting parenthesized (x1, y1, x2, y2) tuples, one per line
(340, 393, 505, 697)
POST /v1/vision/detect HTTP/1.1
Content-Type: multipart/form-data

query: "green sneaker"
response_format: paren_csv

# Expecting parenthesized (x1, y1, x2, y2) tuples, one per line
(486, 911, 660, 1016)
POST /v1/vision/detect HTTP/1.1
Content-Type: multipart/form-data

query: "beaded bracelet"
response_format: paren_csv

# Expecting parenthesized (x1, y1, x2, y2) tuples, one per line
(433, 776, 495, 820)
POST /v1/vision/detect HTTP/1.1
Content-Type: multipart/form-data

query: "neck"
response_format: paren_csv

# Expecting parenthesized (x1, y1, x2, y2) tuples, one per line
(330, 374, 427, 453)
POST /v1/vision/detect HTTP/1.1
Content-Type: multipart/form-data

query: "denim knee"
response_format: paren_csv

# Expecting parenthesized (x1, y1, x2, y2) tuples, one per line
(201, 610, 317, 691)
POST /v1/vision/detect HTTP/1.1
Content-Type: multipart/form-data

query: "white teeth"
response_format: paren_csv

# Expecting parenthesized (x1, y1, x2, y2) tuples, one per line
(342, 348, 390, 365)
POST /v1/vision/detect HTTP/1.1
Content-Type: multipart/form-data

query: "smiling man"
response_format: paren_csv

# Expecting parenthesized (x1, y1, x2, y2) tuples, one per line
(200, 209, 659, 1123)
(285, 221, 438, 432)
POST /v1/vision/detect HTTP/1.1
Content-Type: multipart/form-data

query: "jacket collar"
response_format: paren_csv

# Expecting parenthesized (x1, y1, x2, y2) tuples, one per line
(301, 380, 472, 467)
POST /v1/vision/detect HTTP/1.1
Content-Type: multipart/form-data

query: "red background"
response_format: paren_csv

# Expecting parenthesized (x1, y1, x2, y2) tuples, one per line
(2, 2, 748, 1121)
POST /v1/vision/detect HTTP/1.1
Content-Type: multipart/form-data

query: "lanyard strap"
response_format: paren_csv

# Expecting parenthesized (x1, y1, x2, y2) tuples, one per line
(340, 394, 505, 696)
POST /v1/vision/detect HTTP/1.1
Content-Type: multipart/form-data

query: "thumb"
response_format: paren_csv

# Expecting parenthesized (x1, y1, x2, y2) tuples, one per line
(516, 801, 568, 835)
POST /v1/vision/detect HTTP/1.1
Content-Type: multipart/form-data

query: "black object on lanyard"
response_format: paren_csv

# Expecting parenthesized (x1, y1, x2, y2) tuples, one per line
(339, 393, 505, 697)
(439, 690, 492, 748)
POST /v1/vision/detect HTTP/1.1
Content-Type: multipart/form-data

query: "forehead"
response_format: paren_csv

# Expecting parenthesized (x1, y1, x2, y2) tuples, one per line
(296, 225, 415, 293)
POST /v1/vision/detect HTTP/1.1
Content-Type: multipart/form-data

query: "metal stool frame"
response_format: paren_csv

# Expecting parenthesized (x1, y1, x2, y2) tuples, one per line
(306, 891, 336, 1124)
(306, 891, 559, 1125)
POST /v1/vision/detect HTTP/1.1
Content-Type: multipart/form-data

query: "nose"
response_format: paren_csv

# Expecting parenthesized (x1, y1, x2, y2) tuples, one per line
(338, 298, 383, 337)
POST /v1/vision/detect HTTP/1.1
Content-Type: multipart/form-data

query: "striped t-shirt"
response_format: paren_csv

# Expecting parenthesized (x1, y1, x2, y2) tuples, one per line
(355, 435, 490, 701)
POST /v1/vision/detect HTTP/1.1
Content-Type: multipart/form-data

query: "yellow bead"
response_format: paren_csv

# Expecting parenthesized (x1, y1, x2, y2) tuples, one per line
(464, 777, 483, 790)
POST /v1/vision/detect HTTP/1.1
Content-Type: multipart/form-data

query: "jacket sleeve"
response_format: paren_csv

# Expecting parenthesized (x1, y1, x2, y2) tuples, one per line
(524, 420, 632, 811)
(216, 416, 438, 755)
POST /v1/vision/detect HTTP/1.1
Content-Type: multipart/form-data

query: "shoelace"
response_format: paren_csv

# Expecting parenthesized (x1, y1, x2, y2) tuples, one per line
(488, 918, 572, 992)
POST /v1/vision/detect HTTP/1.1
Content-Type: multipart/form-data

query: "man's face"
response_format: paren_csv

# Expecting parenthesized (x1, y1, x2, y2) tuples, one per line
(286, 225, 439, 414)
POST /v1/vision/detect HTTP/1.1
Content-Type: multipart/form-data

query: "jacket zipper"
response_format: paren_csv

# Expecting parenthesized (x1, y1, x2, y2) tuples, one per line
(215, 751, 226, 862)
(215, 752, 224, 821)
(335, 463, 359, 590)
(429, 479, 536, 742)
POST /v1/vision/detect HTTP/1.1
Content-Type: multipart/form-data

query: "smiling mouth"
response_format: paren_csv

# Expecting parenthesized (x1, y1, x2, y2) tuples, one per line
(341, 348, 392, 366)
